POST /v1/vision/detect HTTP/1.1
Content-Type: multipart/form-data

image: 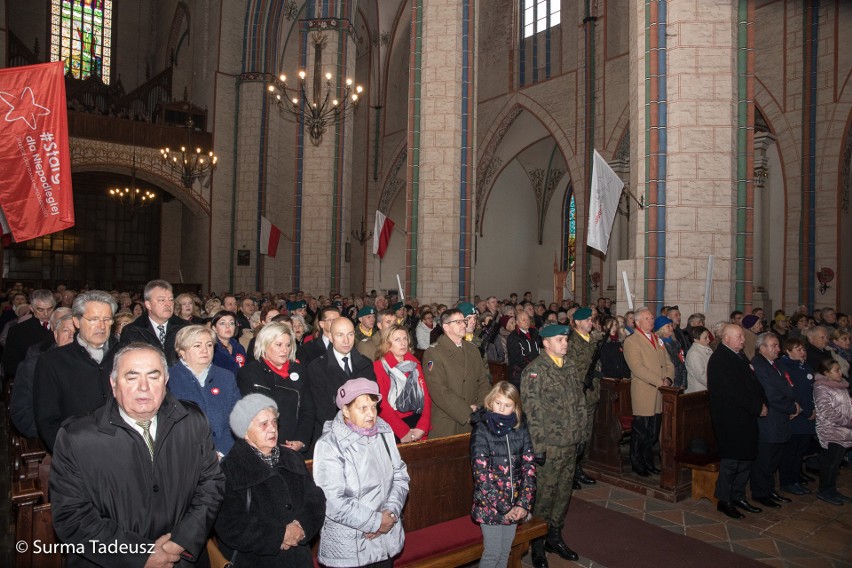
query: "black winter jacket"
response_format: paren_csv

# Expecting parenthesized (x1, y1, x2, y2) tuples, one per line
(33, 336, 118, 451)
(469, 408, 536, 525)
(237, 359, 315, 453)
(708, 345, 766, 460)
(215, 439, 326, 567)
(50, 392, 225, 567)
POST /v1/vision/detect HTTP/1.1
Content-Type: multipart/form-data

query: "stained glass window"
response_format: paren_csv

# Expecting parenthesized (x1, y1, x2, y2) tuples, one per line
(50, 0, 113, 84)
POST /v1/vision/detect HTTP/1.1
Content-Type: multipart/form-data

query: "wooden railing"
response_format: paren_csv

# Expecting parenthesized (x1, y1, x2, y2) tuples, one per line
(68, 111, 213, 151)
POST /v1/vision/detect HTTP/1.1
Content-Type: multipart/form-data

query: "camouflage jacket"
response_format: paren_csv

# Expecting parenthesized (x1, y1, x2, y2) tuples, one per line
(520, 354, 585, 450)
(564, 330, 603, 416)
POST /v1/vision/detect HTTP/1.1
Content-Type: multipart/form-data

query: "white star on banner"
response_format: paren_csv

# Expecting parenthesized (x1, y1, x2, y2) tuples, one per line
(0, 86, 51, 130)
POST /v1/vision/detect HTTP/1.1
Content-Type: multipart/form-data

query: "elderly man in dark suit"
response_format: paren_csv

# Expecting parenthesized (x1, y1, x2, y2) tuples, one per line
(708, 324, 768, 519)
(750, 332, 800, 509)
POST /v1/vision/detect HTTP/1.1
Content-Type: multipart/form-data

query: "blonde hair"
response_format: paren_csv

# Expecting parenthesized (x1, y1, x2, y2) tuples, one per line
(483, 381, 523, 428)
(254, 321, 296, 362)
(174, 325, 215, 354)
(377, 323, 410, 358)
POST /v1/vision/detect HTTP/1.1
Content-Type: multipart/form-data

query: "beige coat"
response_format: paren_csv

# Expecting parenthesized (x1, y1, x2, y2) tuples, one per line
(423, 335, 490, 438)
(623, 330, 674, 416)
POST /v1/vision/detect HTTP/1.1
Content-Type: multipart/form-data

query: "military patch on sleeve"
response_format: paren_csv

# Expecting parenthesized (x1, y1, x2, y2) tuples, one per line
(427, 360, 433, 371)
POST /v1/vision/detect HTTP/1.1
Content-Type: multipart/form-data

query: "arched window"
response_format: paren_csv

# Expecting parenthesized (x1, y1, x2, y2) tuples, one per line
(521, 0, 560, 39)
(50, 0, 113, 84)
(561, 185, 576, 296)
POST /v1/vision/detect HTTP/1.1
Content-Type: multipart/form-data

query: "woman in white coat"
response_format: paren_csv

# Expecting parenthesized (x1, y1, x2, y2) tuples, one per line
(685, 326, 713, 393)
(313, 378, 410, 567)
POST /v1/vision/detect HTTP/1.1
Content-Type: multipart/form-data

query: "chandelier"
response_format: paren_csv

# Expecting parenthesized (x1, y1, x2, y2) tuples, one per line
(108, 151, 156, 213)
(160, 116, 218, 189)
(268, 32, 363, 145)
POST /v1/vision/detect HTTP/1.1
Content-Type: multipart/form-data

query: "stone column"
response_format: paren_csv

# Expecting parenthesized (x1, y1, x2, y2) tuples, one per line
(295, 11, 358, 295)
(627, 0, 744, 323)
(405, 0, 477, 304)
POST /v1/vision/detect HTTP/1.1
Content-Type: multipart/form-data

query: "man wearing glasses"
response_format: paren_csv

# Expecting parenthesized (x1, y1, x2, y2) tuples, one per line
(423, 308, 490, 438)
(3, 289, 55, 378)
(33, 290, 119, 451)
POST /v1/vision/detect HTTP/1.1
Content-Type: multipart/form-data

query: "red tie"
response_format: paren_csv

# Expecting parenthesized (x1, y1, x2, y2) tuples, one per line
(42, 321, 49, 330)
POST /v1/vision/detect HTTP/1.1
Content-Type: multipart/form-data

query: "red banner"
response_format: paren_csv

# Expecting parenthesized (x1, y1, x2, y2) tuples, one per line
(0, 61, 74, 242)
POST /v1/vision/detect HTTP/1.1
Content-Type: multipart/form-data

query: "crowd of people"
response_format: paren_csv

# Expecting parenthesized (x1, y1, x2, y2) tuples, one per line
(2, 280, 851, 568)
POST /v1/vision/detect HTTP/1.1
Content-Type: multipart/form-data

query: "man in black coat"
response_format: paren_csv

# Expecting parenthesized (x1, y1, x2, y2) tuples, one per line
(10, 308, 73, 438)
(506, 311, 541, 389)
(50, 343, 225, 568)
(804, 326, 833, 372)
(119, 279, 188, 366)
(708, 324, 768, 519)
(33, 291, 120, 452)
(750, 333, 800, 509)
(2, 289, 55, 378)
(306, 317, 376, 437)
(296, 306, 340, 366)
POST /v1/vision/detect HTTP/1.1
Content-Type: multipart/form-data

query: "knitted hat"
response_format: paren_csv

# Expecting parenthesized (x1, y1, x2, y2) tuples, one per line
(230, 394, 278, 438)
(653, 316, 673, 332)
(499, 314, 514, 329)
(335, 378, 382, 410)
(742, 314, 760, 330)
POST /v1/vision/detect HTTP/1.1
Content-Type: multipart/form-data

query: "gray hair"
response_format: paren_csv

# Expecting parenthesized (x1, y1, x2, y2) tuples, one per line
(30, 289, 56, 306)
(110, 342, 168, 382)
(71, 290, 118, 319)
(254, 321, 296, 362)
(806, 325, 830, 340)
(143, 279, 173, 301)
(755, 331, 779, 351)
(50, 307, 72, 328)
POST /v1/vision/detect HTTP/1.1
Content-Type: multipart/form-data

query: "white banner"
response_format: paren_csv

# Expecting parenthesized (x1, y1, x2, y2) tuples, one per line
(586, 149, 624, 254)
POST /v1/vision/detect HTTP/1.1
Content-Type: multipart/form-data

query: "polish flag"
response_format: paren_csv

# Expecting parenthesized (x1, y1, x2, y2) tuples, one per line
(260, 216, 281, 257)
(373, 210, 394, 259)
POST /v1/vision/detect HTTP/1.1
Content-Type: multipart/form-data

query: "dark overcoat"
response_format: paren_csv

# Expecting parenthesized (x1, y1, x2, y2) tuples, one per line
(707, 345, 766, 460)
(751, 354, 797, 443)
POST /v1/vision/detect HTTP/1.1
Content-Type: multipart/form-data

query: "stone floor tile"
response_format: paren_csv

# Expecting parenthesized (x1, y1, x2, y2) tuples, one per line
(647, 509, 684, 525)
(737, 537, 781, 557)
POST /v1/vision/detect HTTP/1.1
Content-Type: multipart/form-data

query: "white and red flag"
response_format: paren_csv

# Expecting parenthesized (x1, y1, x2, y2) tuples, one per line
(260, 216, 282, 257)
(0, 61, 74, 242)
(586, 149, 624, 254)
(373, 210, 394, 259)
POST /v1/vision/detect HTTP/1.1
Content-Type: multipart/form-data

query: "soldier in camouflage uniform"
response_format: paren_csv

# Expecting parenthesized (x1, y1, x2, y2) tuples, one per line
(521, 324, 582, 567)
(564, 307, 603, 489)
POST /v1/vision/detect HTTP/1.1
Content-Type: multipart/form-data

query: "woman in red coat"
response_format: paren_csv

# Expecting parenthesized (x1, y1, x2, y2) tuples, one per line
(373, 323, 432, 443)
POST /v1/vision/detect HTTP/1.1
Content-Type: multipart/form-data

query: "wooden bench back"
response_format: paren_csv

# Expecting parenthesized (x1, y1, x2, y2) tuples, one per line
(306, 434, 474, 533)
(660, 387, 717, 490)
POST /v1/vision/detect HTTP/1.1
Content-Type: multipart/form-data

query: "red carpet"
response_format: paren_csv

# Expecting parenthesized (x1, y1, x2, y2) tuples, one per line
(563, 499, 766, 568)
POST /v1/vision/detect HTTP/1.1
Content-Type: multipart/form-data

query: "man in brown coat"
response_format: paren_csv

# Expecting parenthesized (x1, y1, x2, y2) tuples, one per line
(623, 307, 674, 477)
(422, 309, 490, 438)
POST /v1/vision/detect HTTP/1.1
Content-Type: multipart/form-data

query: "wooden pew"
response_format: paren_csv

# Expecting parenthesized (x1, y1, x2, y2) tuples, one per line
(659, 387, 719, 501)
(308, 434, 546, 567)
(12, 465, 60, 568)
(487, 362, 508, 385)
(588, 378, 633, 474)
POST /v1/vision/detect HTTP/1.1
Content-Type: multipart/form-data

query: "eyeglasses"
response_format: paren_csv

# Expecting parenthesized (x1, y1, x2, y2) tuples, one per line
(444, 319, 466, 326)
(81, 316, 114, 326)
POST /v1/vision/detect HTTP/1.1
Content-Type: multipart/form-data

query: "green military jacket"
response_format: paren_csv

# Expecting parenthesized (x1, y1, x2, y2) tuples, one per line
(355, 330, 382, 361)
(520, 353, 585, 450)
(564, 329, 603, 410)
(354, 324, 375, 344)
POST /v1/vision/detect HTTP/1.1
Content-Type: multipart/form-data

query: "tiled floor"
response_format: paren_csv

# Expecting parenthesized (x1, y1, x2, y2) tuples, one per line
(523, 467, 852, 568)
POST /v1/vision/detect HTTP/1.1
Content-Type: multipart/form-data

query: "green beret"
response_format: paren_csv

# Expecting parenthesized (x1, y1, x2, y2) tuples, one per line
(391, 302, 404, 312)
(573, 307, 593, 321)
(539, 324, 570, 338)
(357, 306, 376, 318)
(457, 302, 477, 317)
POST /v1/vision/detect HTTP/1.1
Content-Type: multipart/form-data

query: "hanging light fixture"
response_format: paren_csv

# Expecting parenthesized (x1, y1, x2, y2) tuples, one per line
(268, 32, 364, 145)
(160, 115, 218, 189)
(108, 150, 157, 213)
